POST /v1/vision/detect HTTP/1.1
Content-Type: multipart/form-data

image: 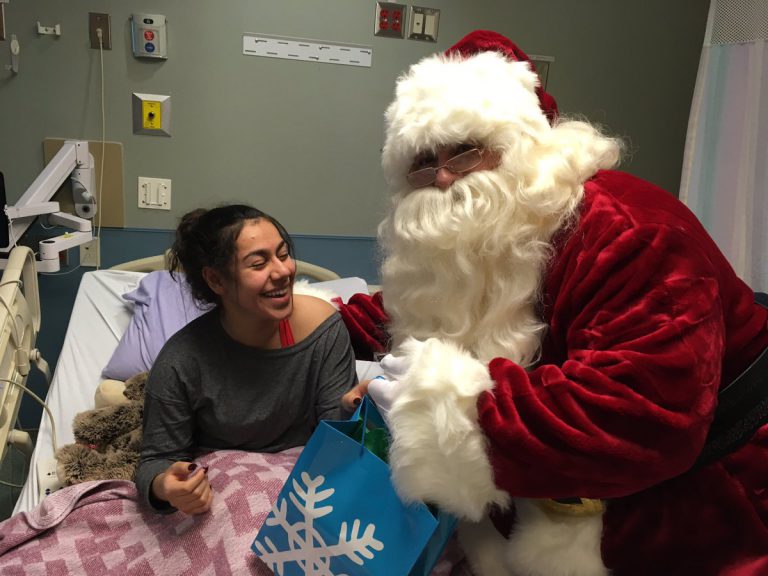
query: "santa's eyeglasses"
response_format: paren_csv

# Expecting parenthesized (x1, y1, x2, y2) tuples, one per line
(406, 148, 484, 188)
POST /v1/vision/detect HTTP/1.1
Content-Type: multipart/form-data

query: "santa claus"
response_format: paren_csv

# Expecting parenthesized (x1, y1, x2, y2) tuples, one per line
(339, 30, 768, 576)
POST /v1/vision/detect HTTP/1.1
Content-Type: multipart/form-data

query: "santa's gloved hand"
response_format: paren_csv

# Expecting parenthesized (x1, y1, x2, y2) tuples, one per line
(380, 337, 426, 381)
(368, 338, 426, 424)
(340, 338, 427, 416)
(367, 375, 404, 424)
(379, 354, 408, 381)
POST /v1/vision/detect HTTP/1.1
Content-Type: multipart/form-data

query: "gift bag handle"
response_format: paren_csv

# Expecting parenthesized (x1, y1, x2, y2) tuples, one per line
(359, 395, 369, 456)
(350, 395, 391, 462)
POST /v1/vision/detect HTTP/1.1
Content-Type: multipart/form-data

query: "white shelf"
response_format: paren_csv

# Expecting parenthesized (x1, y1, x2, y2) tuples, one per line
(243, 33, 372, 68)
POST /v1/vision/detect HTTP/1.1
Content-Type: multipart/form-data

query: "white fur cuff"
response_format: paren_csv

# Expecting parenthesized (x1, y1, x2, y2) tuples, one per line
(388, 338, 509, 520)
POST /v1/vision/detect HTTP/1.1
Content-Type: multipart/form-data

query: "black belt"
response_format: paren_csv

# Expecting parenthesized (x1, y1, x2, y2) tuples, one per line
(694, 294, 768, 468)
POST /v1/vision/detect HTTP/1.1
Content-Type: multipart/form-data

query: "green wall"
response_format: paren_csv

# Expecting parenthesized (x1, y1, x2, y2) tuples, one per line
(2, 0, 709, 239)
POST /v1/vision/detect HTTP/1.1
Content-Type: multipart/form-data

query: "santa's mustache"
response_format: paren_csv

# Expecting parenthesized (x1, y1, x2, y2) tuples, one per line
(383, 168, 527, 254)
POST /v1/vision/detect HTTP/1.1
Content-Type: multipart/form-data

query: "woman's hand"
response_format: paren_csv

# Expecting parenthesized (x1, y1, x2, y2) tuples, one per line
(151, 461, 213, 515)
(341, 376, 402, 425)
(342, 380, 370, 412)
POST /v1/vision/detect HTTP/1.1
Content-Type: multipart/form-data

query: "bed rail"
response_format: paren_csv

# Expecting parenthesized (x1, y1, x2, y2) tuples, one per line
(0, 246, 41, 465)
(109, 252, 341, 282)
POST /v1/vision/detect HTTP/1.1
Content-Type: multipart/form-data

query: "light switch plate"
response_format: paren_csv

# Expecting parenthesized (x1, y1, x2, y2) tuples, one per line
(408, 6, 440, 42)
(138, 176, 171, 210)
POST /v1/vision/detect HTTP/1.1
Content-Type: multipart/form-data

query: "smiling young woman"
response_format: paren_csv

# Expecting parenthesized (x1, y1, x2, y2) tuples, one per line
(135, 204, 358, 516)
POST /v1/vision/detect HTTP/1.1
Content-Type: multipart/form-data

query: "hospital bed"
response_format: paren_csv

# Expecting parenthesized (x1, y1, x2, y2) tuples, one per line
(0, 252, 463, 575)
(11, 254, 372, 515)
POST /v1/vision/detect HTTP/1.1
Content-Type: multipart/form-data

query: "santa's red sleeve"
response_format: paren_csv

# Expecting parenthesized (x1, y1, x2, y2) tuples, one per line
(479, 173, 768, 500)
(337, 291, 390, 360)
(480, 219, 725, 499)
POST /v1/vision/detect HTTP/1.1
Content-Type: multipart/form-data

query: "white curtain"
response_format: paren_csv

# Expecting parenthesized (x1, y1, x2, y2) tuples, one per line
(680, 0, 768, 292)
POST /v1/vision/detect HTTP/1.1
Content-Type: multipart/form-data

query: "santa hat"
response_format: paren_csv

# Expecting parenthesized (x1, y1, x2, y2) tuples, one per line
(381, 30, 558, 188)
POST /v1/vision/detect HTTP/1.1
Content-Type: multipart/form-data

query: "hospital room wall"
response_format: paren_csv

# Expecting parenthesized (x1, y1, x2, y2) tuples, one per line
(1, 1, 710, 233)
(0, 0, 710, 428)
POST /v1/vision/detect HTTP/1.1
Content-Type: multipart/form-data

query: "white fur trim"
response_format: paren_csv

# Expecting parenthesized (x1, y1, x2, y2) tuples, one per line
(292, 279, 338, 305)
(458, 516, 512, 576)
(387, 337, 509, 520)
(382, 50, 549, 189)
(506, 499, 608, 576)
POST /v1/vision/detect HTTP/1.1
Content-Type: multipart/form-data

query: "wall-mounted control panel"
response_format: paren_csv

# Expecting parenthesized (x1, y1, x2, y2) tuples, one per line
(130, 13, 167, 59)
(132, 93, 171, 136)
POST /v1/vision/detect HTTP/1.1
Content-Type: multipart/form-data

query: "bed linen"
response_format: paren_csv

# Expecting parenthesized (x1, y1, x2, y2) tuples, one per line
(0, 449, 462, 575)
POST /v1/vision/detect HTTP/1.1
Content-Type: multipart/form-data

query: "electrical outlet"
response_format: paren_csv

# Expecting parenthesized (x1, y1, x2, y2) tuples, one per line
(80, 238, 100, 267)
(374, 2, 406, 39)
(37, 457, 63, 500)
(89, 12, 112, 50)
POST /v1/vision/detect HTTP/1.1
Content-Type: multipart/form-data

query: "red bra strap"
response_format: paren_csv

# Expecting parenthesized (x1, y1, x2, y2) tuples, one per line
(279, 318, 295, 348)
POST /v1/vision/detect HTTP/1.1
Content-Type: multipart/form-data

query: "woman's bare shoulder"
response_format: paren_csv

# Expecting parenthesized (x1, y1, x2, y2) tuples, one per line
(291, 294, 337, 340)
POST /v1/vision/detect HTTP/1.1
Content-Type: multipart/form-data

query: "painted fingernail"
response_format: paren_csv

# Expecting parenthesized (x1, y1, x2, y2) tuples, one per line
(353, 397, 361, 406)
(188, 463, 198, 472)
(203, 466, 209, 474)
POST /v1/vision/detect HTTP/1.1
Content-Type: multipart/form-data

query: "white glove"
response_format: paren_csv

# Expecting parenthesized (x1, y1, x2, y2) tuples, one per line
(368, 338, 426, 424)
(380, 337, 426, 380)
(367, 375, 403, 424)
(379, 354, 407, 381)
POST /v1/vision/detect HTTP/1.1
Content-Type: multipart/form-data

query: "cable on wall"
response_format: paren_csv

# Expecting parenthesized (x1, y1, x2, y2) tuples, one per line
(95, 27, 106, 271)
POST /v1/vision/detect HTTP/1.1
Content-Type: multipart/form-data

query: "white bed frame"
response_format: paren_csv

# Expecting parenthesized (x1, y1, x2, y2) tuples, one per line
(0, 247, 42, 468)
(109, 251, 342, 282)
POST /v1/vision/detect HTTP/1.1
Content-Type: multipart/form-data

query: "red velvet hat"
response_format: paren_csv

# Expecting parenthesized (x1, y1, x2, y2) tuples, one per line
(445, 30, 558, 124)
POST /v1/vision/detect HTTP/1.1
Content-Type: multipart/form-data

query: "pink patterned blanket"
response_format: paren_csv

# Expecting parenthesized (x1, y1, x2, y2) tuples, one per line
(0, 449, 463, 575)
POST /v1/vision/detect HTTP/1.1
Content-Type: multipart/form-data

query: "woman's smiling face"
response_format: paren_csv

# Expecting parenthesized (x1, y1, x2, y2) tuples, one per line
(211, 219, 297, 323)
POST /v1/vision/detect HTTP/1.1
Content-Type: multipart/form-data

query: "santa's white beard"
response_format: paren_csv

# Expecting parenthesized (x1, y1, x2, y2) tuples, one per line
(379, 166, 580, 366)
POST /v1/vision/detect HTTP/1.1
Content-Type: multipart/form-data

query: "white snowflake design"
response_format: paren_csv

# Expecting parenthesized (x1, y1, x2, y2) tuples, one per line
(254, 471, 385, 575)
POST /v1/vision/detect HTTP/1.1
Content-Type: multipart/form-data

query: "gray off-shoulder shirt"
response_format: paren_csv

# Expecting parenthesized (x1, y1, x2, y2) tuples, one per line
(135, 308, 357, 511)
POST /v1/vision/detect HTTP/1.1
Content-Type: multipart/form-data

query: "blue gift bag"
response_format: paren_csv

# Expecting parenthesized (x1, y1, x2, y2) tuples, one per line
(252, 397, 456, 576)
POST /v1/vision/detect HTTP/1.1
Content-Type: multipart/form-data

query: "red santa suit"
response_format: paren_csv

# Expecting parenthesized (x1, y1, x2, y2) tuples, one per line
(339, 30, 768, 576)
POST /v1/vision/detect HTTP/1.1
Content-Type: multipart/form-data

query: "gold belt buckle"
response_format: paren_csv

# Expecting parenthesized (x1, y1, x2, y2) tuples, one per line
(538, 497, 605, 517)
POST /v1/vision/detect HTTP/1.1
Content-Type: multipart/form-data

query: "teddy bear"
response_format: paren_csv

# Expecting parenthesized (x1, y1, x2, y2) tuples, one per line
(55, 371, 148, 486)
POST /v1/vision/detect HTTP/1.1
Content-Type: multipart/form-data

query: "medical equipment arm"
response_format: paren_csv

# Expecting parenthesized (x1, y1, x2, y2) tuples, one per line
(1, 140, 97, 272)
